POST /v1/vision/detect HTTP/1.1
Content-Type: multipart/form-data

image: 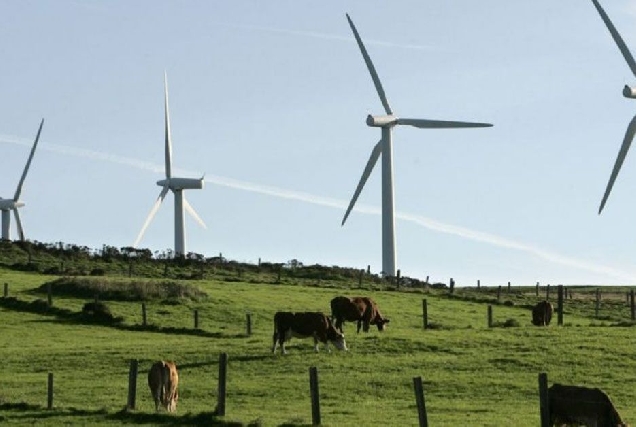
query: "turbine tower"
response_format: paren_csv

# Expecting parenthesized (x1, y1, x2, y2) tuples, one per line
(341, 14, 492, 277)
(591, 0, 636, 214)
(134, 73, 206, 256)
(0, 119, 44, 241)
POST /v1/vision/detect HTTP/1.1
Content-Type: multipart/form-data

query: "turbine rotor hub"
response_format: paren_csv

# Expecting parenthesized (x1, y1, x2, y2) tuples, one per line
(366, 114, 398, 127)
(623, 85, 636, 99)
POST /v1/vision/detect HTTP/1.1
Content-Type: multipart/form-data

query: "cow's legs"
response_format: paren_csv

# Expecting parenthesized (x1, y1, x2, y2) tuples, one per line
(356, 320, 362, 333)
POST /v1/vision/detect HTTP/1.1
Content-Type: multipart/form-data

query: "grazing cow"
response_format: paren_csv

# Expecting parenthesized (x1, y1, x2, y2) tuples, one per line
(272, 311, 347, 354)
(532, 300, 554, 326)
(548, 384, 628, 426)
(330, 296, 389, 333)
(148, 360, 179, 412)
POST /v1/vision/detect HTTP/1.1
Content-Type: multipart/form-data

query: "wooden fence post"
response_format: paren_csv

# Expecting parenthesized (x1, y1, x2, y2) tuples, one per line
(538, 372, 550, 427)
(413, 376, 428, 427)
(358, 269, 364, 288)
(309, 366, 321, 426)
(595, 288, 601, 318)
(546, 284, 550, 301)
(422, 299, 428, 330)
(536, 281, 539, 297)
(477, 279, 480, 291)
(194, 310, 199, 329)
(3, 282, 7, 298)
(367, 265, 371, 274)
(507, 281, 511, 293)
(127, 359, 138, 410)
(449, 278, 455, 294)
(246, 312, 252, 336)
(47, 373, 54, 410)
(557, 285, 564, 326)
(397, 269, 401, 289)
(425, 275, 429, 284)
(488, 305, 493, 328)
(631, 290, 635, 321)
(497, 285, 501, 302)
(141, 303, 147, 327)
(216, 353, 228, 416)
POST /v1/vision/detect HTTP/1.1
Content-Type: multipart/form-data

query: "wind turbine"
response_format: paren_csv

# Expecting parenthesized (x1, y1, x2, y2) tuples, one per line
(0, 119, 44, 241)
(341, 14, 493, 277)
(133, 73, 206, 256)
(591, 0, 636, 214)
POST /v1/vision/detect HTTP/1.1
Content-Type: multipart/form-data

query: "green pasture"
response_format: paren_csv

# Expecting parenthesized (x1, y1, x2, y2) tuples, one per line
(1, 267, 636, 426)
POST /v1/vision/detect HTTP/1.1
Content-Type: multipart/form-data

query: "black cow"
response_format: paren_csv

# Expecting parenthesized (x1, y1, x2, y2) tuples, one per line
(548, 383, 627, 426)
(272, 311, 347, 355)
(330, 296, 389, 333)
(532, 300, 554, 326)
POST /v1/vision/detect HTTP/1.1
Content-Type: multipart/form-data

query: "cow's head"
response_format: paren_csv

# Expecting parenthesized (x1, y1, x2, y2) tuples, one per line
(375, 317, 390, 331)
(328, 328, 348, 351)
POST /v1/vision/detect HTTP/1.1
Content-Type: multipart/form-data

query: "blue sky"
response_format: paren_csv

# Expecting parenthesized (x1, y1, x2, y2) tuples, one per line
(2, 0, 636, 286)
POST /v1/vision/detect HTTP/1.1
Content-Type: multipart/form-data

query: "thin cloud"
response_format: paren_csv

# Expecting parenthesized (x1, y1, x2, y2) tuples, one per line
(1, 135, 634, 282)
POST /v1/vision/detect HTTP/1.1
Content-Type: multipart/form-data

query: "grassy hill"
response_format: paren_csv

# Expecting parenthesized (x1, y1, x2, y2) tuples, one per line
(1, 241, 635, 426)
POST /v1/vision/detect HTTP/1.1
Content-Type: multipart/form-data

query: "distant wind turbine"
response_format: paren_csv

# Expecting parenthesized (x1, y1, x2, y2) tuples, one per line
(134, 73, 206, 256)
(591, 0, 636, 214)
(341, 14, 493, 277)
(0, 119, 44, 241)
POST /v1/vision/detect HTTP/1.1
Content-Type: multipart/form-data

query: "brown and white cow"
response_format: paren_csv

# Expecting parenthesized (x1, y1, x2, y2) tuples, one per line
(548, 384, 628, 426)
(272, 311, 348, 354)
(330, 296, 389, 333)
(532, 300, 554, 326)
(148, 360, 179, 412)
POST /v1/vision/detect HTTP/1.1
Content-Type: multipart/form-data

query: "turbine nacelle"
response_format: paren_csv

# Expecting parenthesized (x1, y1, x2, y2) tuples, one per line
(0, 200, 24, 209)
(366, 114, 398, 127)
(156, 177, 204, 190)
(623, 85, 636, 98)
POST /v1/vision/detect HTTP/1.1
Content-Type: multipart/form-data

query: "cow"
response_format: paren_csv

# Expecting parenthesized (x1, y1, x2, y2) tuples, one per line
(272, 311, 347, 355)
(330, 296, 389, 333)
(548, 384, 628, 426)
(532, 300, 554, 326)
(148, 360, 179, 412)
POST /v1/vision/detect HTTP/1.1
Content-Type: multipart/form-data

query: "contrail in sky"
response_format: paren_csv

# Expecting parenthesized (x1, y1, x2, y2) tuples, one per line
(221, 22, 440, 52)
(1, 135, 634, 282)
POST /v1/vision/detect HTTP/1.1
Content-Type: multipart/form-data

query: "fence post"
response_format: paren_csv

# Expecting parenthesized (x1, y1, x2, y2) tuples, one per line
(631, 290, 635, 321)
(216, 353, 228, 416)
(507, 281, 511, 293)
(127, 359, 138, 410)
(449, 278, 455, 294)
(413, 376, 428, 427)
(47, 373, 54, 410)
(488, 305, 493, 328)
(557, 285, 564, 326)
(595, 288, 601, 318)
(536, 281, 539, 297)
(477, 279, 480, 291)
(309, 366, 321, 426)
(546, 284, 550, 300)
(397, 269, 401, 289)
(194, 310, 199, 329)
(497, 285, 501, 302)
(358, 269, 364, 288)
(141, 303, 147, 327)
(425, 275, 429, 284)
(422, 299, 428, 330)
(538, 372, 550, 427)
(246, 312, 252, 336)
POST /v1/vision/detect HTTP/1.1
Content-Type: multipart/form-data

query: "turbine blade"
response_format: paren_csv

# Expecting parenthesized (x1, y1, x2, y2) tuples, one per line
(14, 118, 44, 201)
(342, 140, 383, 226)
(164, 72, 173, 179)
(184, 197, 207, 229)
(346, 14, 392, 115)
(13, 208, 24, 241)
(599, 114, 636, 213)
(397, 118, 493, 129)
(134, 187, 169, 247)
(591, 0, 636, 77)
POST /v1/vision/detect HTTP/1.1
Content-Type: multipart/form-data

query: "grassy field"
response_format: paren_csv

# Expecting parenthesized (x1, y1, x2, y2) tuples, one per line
(1, 264, 636, 426)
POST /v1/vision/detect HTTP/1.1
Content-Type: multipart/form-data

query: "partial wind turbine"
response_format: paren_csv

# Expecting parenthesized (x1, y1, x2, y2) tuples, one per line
(0, 119, 44, 241)
(591, 0, 636, 214)
(341, 14, 493, 277)
(134, 73, 206, 256)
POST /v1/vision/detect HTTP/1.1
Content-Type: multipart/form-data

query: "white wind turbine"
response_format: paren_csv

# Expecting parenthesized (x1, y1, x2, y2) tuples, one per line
(0, 119, 44, 241)
(133, 74, 206, 256)
(341, 14, 493, 277)
(591, 0, 636, 214)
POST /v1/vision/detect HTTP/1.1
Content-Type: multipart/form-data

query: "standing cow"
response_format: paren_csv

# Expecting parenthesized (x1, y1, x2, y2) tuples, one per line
(148, 360, 179, 412)
(272, 311, 348, 355)
(548, 383, 628, 426)
(532, 300, 554, 326)
(330, 296, 389, 333)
